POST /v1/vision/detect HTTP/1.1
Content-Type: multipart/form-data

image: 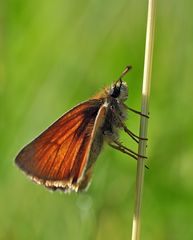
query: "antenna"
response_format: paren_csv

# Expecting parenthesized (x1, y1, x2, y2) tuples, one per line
(116, 65, 132, 84)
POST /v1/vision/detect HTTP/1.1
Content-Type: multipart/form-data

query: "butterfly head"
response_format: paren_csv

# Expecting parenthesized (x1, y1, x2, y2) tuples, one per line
(109, 79, 128, 101)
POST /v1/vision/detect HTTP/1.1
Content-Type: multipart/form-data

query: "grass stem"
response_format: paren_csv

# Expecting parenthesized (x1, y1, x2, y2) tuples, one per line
(131, 1, 156, 240)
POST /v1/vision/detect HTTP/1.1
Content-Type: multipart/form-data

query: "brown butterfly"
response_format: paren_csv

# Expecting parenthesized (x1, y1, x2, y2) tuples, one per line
(15, 66, 147, 192)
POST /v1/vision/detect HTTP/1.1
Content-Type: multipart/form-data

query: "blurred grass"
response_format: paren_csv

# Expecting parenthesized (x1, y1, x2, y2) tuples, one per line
(1, 0, 193, 239)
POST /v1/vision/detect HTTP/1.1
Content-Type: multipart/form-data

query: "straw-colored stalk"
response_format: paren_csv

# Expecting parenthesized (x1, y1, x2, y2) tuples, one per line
(131, 1, 156, 240)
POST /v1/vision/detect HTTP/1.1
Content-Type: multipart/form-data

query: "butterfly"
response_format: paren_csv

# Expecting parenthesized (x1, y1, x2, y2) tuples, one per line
(15, 66, 147, 193)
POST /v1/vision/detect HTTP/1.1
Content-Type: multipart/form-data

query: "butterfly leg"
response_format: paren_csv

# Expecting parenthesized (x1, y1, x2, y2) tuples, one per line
(115, 114, 148, 142)
(111, 139, 147, 159)
(103, 129, 146, 159)
(122, 123, 148, 141)
(109, 107, 147, 143)
(123, 103, 149, 118)
(122, 127, 139, 144)
(109, 141, 149, 168)
(109, 143, 137, 160)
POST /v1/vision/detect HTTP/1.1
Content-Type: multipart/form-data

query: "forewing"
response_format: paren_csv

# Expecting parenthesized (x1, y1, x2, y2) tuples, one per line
(15, 99, 103, 191)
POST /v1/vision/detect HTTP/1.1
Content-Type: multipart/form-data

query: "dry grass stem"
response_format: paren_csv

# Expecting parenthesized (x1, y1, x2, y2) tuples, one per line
(131, 0, 156, 240)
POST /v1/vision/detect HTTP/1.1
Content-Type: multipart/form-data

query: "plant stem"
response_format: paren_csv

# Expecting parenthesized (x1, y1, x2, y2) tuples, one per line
(131, 1, 156, 240)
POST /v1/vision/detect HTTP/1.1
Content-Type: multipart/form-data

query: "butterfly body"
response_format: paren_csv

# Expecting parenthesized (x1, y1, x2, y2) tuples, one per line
(15, 67, 133, 193)
(78, 90, 128, 191)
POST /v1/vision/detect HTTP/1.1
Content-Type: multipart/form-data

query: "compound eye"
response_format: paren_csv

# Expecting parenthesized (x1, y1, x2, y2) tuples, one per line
(111, 86, 120, 98)
(110, 80, 122, 98)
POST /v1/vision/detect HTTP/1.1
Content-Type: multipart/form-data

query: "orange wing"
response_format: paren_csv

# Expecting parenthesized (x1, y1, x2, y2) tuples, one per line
(15, 99, 104, 192)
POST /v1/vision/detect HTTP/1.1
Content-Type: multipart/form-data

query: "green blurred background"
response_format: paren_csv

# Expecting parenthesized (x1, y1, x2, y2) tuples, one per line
(1, 0, 193, 239)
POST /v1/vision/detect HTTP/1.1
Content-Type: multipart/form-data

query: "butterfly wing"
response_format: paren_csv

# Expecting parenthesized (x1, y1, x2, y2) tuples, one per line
(15, 99, 105, 192)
